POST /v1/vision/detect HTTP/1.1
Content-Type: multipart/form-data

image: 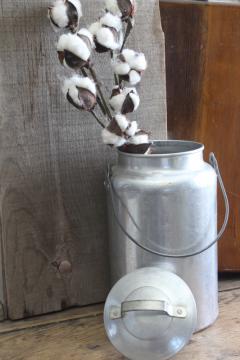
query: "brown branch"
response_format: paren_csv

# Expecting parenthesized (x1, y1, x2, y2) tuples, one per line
(96, 96, 107, 116)
(88, 65, 113, 121)
(90, 110, 105, 128)
(111, 50, 119, 86)
(80, 68, 88, 77)
(120, 18, 133, 53)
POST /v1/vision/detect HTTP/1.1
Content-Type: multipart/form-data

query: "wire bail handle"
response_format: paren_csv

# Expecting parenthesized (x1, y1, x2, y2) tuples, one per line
(106, 152, 229, 259)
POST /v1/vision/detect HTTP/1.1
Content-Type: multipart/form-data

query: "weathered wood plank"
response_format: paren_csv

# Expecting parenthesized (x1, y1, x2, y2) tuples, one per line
(160, 1, 240, 271)
(0, 283, 239, 359)
(219, 273, 240, 292)
(0, 278, 238, 334)
(0, 304, 103, 334)
(0, 0, 167, 319)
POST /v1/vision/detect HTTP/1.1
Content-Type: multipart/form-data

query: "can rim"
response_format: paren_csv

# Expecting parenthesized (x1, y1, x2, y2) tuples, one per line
(118, 140, 204, 158)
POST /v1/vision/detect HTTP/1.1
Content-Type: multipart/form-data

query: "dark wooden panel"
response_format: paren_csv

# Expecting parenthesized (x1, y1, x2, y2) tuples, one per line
(160, 2, 208, 139)
(0, 0, 167, 319)
(160, 1, 240, 271)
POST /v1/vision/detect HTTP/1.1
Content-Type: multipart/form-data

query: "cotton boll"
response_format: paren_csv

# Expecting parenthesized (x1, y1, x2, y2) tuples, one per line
(105, 0, 122, 16)
(57, 33, 91, 69)
(62, 76, 77, 96)
(67, 75, 96, 96)
(125, 121, 138, 137)
(128, 130, 149, 145)
(112, 50, 147, 84)
(102, 129, 126, 147)
(102, 117, 128, 147)
(89, 21, 102, 36)
(122, 49, 147, 71)
(62, 75, 96, 111)
(63, 77, 80, 105)
(80, 78, 96, 96)
(57, 33, 68, 51)
(90, 13, 122, 53)
(111, 85, 122, 97)
(67, 0, 82, 32)
(122, 87, 137, 96)
(105, 0, 136, 20)
(110, 87, 140, 114)
(48, 0, 69, 31)
(62, 75, 96, 96)
(68, 0, 82, 19)
(115, 114, 129, 131)
(57, 34, 90, 61)
(59, 49, 86, 69)
(129, 70, 141, 85)
(95, 27, 120, 51)
(109, 92, 125, 112)
(78, 28, 94, 48)
(120, 0, 137, 19)
(129, 52, 147, 71)
(100, 12, 122, 32)
(111, 57, 130, 75)
(48, 0, 82, 33)
(121, 87, 140, 112)
(128, 90, 140, 111)
(121, 49, 135, 62)
(109, 86, 123, 109)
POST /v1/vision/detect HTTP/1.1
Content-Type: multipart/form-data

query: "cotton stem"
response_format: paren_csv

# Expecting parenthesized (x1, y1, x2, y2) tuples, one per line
(89, 65, 113, 121)
(120, 18, 133, 53)
(111, 51, 119, 86)
(90, 110, 105, 128)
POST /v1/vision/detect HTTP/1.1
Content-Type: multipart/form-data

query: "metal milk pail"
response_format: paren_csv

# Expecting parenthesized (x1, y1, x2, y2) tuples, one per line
(106, 140, 229, 332)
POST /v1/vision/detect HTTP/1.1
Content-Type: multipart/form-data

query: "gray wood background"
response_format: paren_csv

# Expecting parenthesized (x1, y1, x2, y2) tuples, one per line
(0, 0, 167, 320)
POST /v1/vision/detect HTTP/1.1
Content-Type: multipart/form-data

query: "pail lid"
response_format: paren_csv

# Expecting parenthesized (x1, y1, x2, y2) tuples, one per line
(104, 267, 197, 360)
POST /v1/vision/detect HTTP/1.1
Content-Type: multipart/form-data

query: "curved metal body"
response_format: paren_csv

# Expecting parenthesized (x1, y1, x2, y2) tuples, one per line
(107, 141, 218, 332)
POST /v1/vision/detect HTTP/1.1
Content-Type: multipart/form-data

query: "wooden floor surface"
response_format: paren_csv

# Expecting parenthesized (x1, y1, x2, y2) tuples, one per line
(0, 278, 239, 360)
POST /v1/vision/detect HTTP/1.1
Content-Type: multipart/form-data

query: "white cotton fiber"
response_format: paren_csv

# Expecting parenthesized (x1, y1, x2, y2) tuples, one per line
(63, 75, 96, 96)
(100, 12, 122, 32)
(96, 27, 120, 50)
(122, 49, 147, 71)
(125, 121, 138, 137)
(102, 129, 126, 147)
(78, 28, 94, 47)
(129, 91, 140, 110)
(129, 70, 141, 85)
(115, 114, 129, 131)
(49, 0, 69, 29)
(128, 132, 149, 145)
(105, 0, 121, 16)
(69, 0, 82, 19)
(57, 33, 91, 61)
(89, 21, 102, 36)
(111, 58, 130, 75)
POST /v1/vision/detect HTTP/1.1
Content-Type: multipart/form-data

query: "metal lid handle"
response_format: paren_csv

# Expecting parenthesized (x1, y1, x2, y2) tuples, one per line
(110, 300, 187, 320)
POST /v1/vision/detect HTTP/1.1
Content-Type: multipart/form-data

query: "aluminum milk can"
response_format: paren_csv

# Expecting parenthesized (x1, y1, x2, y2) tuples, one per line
(106, 140, 229, 332)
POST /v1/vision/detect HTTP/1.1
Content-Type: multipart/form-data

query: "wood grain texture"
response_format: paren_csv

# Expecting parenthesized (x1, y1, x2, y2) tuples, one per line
(160, 2, 208, 140)
(0, 304, 103, 334)
(0, 280, 239, 359)
(160, 1, 240, 271)
(0, 0, 167, 320)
